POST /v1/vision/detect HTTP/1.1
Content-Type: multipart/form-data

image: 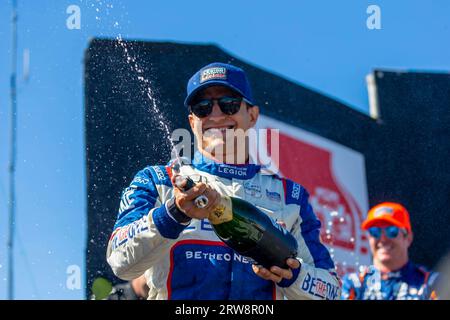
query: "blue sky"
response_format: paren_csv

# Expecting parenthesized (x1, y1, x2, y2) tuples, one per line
(0, 0, 449, 299)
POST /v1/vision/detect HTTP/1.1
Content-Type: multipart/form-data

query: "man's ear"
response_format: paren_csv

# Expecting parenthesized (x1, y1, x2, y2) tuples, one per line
(188, 113, 195, 130)
(248, 105, 259, 127)
(407, 231, 414, 248)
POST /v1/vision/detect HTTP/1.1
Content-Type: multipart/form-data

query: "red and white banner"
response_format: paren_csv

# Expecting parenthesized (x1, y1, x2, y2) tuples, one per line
(255, 115, 371, 276)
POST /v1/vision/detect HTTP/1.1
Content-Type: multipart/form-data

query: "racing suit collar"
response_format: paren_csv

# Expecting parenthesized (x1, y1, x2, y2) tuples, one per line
(192, 151, 261, 180)
(382, 261, 414, 280)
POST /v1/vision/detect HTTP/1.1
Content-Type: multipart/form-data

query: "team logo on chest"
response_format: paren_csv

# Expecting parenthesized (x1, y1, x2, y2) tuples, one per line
(243, 181, 262, 198)
(266, 189, 281, 202)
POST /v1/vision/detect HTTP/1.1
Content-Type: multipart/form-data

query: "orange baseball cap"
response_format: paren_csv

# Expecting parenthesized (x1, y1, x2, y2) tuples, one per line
(361, 202, 412, 233)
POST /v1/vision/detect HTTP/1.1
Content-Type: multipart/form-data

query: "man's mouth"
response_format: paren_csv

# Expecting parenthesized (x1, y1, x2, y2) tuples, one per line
(377, 243, 393, 253)
(203, 125, 235, 134)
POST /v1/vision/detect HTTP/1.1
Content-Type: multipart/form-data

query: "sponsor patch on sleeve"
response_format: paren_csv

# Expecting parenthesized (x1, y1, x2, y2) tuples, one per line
(149, 166, 171, 186)
(301, 273, 340, 300)
(285, 179, 304, 205)
(111, 215, 149, 250)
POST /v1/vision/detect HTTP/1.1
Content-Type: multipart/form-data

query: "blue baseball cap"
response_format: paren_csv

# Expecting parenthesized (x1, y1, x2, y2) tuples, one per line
(184, 62, 255, 107)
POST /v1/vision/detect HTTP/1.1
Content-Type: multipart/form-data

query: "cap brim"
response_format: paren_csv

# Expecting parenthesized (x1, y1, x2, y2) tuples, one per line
(361, 216, 406, 230)
(184, 80, 253, 107)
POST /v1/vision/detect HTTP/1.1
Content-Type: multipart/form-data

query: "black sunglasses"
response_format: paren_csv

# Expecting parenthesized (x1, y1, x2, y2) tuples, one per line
(189, 96, 247, 118)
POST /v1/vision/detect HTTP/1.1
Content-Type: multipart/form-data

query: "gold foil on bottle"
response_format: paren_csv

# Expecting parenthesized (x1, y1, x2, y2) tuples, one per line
(209, 196, 233, 225)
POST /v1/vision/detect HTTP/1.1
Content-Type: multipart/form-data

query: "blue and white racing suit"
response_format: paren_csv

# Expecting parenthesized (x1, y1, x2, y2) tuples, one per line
(106, 152, 341, 300)
(341, 262, 440, 300)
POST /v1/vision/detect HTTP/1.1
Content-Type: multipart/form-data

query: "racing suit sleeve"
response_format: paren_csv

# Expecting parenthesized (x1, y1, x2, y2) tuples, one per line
(106, 166, 190, 280)
(278, 182, 342, 300)
(340, 273, 359, 299)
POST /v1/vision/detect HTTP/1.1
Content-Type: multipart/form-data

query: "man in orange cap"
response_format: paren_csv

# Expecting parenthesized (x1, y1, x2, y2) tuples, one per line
(341, 202, 440, 300)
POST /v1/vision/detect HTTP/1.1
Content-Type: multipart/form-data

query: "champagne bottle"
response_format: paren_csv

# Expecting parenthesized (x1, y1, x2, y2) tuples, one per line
(177, 175, 298, 269)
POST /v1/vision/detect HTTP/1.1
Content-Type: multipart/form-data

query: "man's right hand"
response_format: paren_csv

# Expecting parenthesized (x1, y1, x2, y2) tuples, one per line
(171, 175, 221, 220)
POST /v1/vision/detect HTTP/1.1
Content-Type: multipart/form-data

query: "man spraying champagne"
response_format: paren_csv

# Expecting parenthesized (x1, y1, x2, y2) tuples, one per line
(106, 62, 341, 300)
(172, 167, 299, 270)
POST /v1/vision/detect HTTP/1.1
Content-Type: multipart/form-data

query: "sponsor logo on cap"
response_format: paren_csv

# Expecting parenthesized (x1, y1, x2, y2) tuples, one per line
(200, 67, 227, 83)
(374, 207, 394, 217)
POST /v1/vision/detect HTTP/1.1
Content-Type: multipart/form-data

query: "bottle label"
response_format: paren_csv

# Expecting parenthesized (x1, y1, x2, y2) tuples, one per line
(209, 196, 233, 225)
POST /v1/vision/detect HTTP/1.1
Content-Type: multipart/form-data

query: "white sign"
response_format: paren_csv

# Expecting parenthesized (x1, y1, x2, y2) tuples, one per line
(255, 115, 371, 276)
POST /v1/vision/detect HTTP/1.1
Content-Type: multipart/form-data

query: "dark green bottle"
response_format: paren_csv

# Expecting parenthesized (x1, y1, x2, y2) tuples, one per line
(181, 176, 298, 269)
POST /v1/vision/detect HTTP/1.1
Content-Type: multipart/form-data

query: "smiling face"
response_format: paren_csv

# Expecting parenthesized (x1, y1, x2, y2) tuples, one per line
(188, 86, 259, 163)
(368, 221, 413, 273)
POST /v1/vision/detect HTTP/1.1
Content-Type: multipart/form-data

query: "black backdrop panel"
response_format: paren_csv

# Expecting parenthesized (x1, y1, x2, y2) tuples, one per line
(370, 70, 450, 268)
(85, 38, 450, 297)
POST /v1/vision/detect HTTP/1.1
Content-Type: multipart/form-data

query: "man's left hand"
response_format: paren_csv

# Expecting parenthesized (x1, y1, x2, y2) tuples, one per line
(252, 258, 300, 283)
